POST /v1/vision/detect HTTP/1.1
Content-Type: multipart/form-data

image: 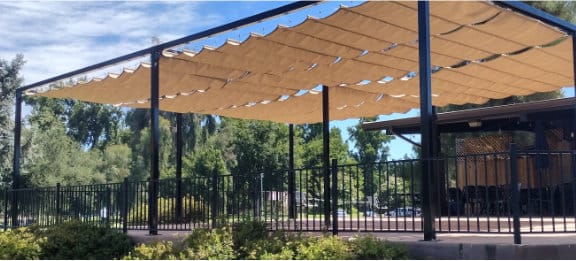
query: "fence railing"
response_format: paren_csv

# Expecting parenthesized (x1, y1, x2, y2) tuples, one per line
(2, 149, 576, 239)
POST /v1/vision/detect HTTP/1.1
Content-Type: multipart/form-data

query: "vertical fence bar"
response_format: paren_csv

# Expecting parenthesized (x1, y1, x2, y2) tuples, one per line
(509, 143, 521, 244)
(105, 187, 111, 228)
(211, 168, 218, 228)
(122, 178, 129, 233)
(331, 159, 338, 235)
(3, 189, 7, 231)
(288, 124, 296, 224)
(56, 183, 61, 224)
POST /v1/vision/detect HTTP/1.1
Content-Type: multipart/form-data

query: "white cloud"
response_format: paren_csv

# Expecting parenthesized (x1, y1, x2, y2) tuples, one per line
(0, 1, 224, 85)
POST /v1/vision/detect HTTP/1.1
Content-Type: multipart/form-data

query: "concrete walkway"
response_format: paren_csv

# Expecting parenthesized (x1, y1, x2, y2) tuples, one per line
(127, 230, 576, 259)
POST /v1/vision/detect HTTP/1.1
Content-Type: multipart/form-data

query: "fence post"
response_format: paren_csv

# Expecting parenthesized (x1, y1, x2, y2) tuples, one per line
(3, 189, 8, 231)
(211, 168, 218, 228)
(56, 183, 61, 224)
(331, 159, 338, 236)
(509, 143, 522, 244)
(11, 188, 18, 228)
(105, 187, 111, 228)
(122, 178, 129, 234)
(260, 173, 264, 221)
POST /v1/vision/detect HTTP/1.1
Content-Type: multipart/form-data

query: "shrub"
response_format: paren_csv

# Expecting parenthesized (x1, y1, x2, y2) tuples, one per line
(33, 220, 133, 259)
(348, 235, 410, 260)
(241, 231, 304, 260)
(231, 220, 269, 258)
(0, 228, 43, 260)
(129, 196, 206, 225)
(295, 235, 353, 260)
(182, 227, 236, 260)
(123, 241, 180, 260)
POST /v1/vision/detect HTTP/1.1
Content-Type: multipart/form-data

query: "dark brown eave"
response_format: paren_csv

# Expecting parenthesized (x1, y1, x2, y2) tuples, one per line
(363, 97, 576, 134)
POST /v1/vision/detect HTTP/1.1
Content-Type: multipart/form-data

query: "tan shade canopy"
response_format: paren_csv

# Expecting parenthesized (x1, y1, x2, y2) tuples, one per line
(34, 1, 573, 124)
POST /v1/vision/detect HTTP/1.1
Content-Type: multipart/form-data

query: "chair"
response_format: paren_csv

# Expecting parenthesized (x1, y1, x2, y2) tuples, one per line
(463, 186, 486, 215)
(448, 187, 464, 216)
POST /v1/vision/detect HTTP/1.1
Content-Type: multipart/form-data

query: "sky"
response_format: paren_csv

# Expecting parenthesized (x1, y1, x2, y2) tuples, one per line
(1, 1, 430, 160)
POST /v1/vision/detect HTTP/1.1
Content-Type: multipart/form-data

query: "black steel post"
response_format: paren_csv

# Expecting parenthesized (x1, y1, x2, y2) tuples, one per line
(509, 143, 522, 244)
(56, 183, 61, 224)
(211, 167, 218, 228)
(11, 91, 22, 228)
(288, 124, 296, 220)
(122, 178, 129, 234)
(571, 35, 576, 213)
(322, 85, 331, 229)
(331, 159, 338, 235)
(148, 49, 161, 235)
(572, 36, 576, 151)
(417, 0, 436, 241)
(175, 113, 183, 222)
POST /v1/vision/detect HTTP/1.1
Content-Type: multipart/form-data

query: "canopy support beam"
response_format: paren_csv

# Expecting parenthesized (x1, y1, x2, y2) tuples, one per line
(11, 90, 22, 228)
(175, 113, 183, 222)
(390, 128, 421, 148)
(418, 0, 436, 241)
(288, 124, 296, 221)
(148, 49, 161, 235)
(322, 85, 331, 230)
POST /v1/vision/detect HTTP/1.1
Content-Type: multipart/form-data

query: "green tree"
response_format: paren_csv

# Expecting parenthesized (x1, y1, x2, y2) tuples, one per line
(0, 55, 24, 185)
(24, 106, 105, 186)
(528, 1, 576, 23)
(298, 125, 354, 202)
(66, 101, 122, 150)
(100, 144, 132, 183)
(228, 119, 289, 190)
(348, 117, 394, 197)
(130, 116, 175, 181)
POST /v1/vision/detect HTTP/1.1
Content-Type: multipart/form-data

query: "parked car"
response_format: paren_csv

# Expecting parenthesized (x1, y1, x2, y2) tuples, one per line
(386, 207, 422, 217)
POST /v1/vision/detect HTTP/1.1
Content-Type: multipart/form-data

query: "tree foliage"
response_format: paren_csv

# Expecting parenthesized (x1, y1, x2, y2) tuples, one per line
(0, 55, 24, 184)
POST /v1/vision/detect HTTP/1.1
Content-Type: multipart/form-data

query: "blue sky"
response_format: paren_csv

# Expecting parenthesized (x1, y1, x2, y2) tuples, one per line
(0, 1, 476, 160)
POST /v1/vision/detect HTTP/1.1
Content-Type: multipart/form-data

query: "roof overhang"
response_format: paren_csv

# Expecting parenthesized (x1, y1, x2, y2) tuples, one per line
(362, 97, 576, 134)
(23, 1, 575, 124)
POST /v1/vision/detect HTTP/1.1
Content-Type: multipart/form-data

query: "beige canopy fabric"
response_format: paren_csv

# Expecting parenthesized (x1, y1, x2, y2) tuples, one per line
(34, 1, 573, 124)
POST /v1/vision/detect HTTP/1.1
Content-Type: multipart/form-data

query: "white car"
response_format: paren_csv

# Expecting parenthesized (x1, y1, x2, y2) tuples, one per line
(386, 207, 421, 217)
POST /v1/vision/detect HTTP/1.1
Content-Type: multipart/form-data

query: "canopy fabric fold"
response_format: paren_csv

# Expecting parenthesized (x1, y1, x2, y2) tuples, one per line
(35, 1, 572, 124)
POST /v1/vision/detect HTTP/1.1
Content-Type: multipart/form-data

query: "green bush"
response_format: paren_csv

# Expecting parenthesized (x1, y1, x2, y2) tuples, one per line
(34, 221, 133, 260)
(241, 231, 305, 260)
(231, 220, 269, 258)
(123, 241, 180, 260)
(182, 227, 236, 260)
(295, 235, 353, 260)
(129, 196, 206, 224)
(120, 221, 411, 260)
(348, 235, 410, 260)
(0, 228, 43, 260)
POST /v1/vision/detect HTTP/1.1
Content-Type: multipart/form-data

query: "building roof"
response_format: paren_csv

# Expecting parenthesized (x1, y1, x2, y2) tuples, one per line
(362, 97, 576, 134)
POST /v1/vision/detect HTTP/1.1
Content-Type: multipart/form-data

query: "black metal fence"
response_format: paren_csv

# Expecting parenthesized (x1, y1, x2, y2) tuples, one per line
(2, 149, 576, 238)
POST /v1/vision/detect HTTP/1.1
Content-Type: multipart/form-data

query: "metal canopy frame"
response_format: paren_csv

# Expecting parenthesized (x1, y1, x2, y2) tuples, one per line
(11, 1, 576, 242)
